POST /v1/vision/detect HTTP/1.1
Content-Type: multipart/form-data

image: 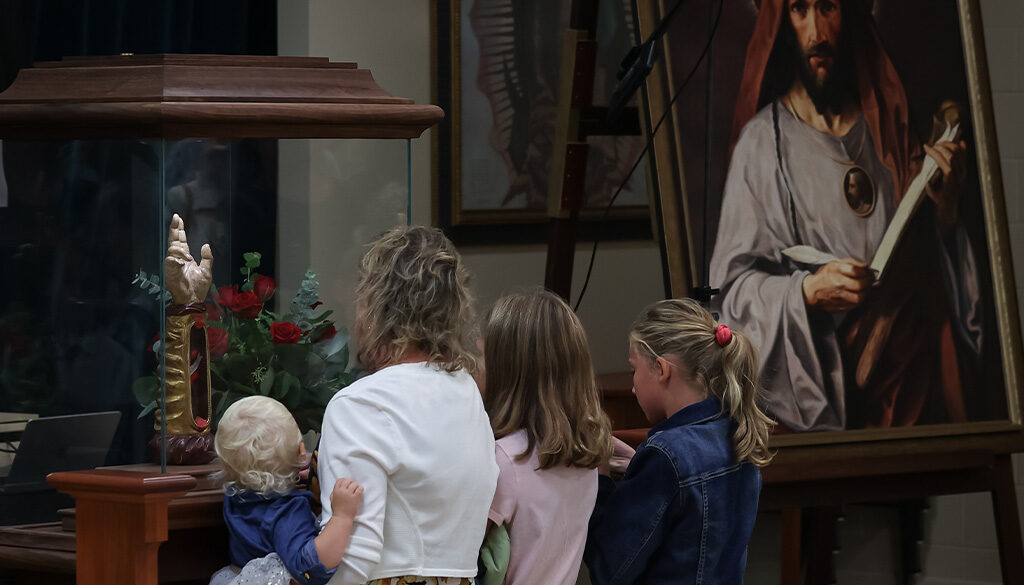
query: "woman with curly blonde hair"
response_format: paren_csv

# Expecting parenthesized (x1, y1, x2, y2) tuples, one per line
(316, 226, 498, 585)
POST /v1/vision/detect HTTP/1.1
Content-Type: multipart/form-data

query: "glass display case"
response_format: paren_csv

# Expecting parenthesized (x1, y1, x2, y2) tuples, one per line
(0, 55, 440, 524)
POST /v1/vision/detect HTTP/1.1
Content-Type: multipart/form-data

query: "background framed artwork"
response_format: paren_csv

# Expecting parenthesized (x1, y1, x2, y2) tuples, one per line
(431, 0, 653, 244)
(639, 0, 1024, 449)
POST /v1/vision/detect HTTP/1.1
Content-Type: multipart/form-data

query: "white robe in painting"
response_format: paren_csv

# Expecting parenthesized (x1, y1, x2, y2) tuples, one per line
(710, 102, 982, 431)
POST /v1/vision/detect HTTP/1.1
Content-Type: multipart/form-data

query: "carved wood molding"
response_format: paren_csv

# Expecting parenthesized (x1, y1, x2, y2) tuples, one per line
(0, 54, 444, 139)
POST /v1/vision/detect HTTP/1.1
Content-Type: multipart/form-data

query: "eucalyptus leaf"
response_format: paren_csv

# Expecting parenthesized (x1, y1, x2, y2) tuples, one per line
(214, 391, 233, 419)
(221, 353, 259, 382)
(259, 367, 275, 395)
(137, 400, 158, 419)
(279, 372, 299, 399)
(132, 376, 160, 405)
(310, 310, 334, 323)
(274, 343, 309, 373)
(305, 352, 327, 384)
(282, 372, 302, 410)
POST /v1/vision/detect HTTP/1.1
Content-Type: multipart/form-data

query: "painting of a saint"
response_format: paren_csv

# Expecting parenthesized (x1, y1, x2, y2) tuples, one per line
(646, 0, 1017, 434)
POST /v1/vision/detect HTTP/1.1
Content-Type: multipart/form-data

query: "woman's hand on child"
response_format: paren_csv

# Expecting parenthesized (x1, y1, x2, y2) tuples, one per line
(331, 478, 364, 519)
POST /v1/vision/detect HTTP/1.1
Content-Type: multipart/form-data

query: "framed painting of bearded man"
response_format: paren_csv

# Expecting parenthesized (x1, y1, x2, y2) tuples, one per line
(639, 0, 1024, 446)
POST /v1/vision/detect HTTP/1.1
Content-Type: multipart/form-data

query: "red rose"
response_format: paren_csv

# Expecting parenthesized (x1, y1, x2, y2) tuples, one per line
(254, 274, 277, 302)
(315, 325, 337, 343)
(206, 302, 223, 322)
(271, 321, 303, 345)
(207, 327, 230, 359)
(216, 285, 239, 308)
(231, 291, 262, 320)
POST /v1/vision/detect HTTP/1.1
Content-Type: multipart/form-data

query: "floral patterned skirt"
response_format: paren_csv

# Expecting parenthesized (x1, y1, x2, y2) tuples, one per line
(366, 578, 472, 585)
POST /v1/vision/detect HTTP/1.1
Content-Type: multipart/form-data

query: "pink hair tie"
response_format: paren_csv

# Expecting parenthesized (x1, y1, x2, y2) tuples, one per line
(715, 323, 733, 347)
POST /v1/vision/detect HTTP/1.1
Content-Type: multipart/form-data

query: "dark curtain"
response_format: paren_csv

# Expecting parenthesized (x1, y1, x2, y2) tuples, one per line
(0, 0, 276, 90)
(0, 1, 278, 473)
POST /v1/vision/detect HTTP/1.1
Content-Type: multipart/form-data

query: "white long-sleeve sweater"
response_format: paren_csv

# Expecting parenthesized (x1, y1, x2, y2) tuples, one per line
(318, 362, 498, 584)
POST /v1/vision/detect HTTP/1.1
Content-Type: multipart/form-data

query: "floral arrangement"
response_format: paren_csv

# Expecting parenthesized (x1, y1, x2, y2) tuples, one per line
(132, 252, 356, 432)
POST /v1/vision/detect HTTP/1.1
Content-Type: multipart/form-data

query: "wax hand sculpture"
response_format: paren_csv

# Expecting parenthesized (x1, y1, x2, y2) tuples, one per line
(165, 213, 214, 305)
(149, 213, 216, 465)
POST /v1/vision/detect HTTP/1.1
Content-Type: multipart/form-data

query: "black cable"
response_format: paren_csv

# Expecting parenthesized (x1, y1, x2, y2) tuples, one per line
(701, 0, 716, 311)
(574, 0, 724, 312)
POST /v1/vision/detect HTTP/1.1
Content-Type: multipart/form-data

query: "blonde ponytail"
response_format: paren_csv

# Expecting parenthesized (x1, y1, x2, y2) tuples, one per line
(719, 328, 774, 466)
(630, 298, 774, 466)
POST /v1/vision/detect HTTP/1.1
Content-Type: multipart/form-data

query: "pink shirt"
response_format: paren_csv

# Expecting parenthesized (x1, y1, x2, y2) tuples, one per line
(488, 430, 598, 585)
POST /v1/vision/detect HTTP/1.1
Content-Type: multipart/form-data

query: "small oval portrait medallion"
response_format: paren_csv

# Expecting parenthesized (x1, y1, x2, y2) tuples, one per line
(843, 166, 876, 217)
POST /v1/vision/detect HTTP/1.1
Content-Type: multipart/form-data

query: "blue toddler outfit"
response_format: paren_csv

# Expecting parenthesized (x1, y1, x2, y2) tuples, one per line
(221, 488, 333, 585)
(584, 397, 761, 585)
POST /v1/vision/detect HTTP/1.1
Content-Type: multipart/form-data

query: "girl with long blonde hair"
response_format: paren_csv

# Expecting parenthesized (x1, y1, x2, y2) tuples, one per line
(483, 288, 613, 585)
(585, 298, 773, 585)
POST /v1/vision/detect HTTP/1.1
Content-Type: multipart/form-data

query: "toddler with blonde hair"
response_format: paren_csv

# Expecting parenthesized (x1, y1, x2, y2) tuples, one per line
(210, 396, 362, 585)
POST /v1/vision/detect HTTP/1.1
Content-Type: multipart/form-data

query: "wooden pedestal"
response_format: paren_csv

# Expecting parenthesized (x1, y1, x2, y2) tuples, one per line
(46, 470, 196, 585)
(0, 464, 229, 584)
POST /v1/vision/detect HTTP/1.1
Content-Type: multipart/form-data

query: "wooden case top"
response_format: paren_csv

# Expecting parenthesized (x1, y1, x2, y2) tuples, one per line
(0, 54, 443, 139)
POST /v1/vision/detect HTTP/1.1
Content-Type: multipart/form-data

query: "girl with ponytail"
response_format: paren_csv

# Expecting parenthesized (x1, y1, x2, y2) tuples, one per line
(584, 298, 773, 585)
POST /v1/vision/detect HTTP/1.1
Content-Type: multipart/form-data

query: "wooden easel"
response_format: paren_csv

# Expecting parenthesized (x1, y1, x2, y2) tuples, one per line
(544, 0, 643, 300)
(763, 450, 1024, 585)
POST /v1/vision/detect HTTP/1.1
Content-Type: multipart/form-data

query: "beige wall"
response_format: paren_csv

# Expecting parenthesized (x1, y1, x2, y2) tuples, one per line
(277, 0, 662, 373)
(279, 0, 1024, 582)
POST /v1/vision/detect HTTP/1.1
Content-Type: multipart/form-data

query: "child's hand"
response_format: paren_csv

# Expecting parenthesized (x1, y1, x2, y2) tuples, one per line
(316, 479, 364, 569)
(297, 443, 312, 482)
(609, 436, 636, 474)
(330, 478, 363, 519)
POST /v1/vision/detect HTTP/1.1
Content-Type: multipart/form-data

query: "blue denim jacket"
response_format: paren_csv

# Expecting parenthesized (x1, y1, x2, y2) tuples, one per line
(584, 397, 761, 585)
(223, 488, 333, 585)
